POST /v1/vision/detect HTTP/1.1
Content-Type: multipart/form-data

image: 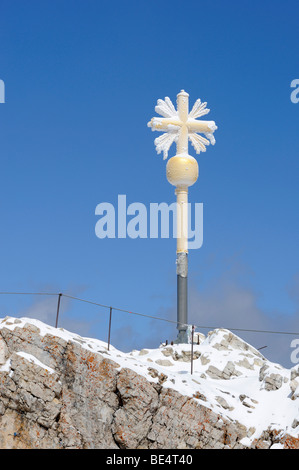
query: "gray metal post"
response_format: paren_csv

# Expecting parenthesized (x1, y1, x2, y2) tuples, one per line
(191, 325, 194, 375)
(55, 293, 62, 328)
(107, 307, 113, 351)
(176, 252, 188, 343)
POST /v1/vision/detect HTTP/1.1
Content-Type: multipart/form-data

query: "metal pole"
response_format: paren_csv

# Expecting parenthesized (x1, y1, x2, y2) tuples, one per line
(176, 252, 188, 343)
(55, 293, 62, 328)
(191, 325, 195, 375)
(107, 307, 113, 351)
(175, 185, 189, 344)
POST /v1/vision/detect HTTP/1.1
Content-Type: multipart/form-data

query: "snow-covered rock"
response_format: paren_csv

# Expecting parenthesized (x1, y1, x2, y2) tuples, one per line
(0, 316, 298, 449)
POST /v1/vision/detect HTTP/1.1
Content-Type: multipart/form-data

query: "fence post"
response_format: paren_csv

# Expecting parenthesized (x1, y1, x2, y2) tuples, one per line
(55, 293, 62, 328)
(107, 307, 113, 351)
(191, 325, 195, 375)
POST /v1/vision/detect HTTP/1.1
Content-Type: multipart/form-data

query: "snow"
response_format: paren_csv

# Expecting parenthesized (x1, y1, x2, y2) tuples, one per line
(270, 443, 284, 449)
(0, 358, 11, 373)
(16, 351, 56, 375)
(1, 315, 299, 446)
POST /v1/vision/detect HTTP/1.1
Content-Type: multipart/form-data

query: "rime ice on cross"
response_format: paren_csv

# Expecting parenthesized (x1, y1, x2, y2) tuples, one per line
(147, 90, 217, 159)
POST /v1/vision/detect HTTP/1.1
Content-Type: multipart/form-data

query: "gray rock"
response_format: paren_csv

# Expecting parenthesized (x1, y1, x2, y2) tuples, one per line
(161, 347, 173, 357)
(291, 365, 299, 381)
(0, 338, 8, 365)
(139, 349, 149, 356)
(259, 364, 283, 391)
(155, 359, 173, 367)
(215, 396, 234, 411)
(0, 319, 296, 449)
(206, 361, 241, 380)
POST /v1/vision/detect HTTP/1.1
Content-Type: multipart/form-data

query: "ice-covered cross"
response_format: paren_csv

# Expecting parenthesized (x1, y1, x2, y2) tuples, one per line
(147, 90, 217, 160)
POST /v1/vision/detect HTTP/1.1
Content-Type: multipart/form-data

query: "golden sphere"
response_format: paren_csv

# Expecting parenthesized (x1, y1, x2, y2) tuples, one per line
(166, 155, 199, 187)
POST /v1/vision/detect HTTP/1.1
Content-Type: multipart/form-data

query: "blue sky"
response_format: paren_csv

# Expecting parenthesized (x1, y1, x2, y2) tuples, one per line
(0, 0, 298, 366)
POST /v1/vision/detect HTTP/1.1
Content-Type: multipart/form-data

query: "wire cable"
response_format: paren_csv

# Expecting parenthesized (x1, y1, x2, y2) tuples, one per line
(1, 291, 299, 336)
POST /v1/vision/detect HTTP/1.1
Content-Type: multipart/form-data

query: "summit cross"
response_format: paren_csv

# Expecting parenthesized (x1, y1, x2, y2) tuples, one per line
(147, 90, 217, 344)
(147, 90, 217, 160)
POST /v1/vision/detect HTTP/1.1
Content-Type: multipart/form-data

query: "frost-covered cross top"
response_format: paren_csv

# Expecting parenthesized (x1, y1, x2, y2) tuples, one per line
(147, 90, 217, 160)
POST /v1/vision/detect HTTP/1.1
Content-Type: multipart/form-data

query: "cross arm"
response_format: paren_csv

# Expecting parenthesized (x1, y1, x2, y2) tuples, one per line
(187, 119, 217, 134)
(147, 117, 182, 132)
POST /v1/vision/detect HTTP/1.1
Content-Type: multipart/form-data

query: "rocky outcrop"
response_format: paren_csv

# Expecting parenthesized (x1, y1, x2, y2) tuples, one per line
(0, 317, 298, 449)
